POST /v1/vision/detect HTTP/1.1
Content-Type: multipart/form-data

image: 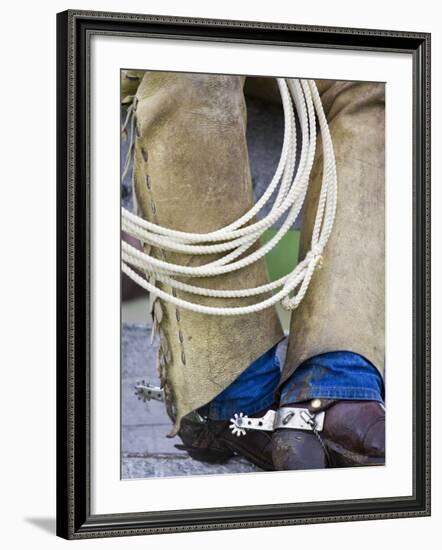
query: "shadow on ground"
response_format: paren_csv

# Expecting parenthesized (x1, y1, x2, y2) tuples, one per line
(24, 517, 56, 535)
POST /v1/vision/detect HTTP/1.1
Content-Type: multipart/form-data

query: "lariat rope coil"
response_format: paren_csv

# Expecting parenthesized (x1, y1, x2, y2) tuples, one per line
(121, 78, 337, 316)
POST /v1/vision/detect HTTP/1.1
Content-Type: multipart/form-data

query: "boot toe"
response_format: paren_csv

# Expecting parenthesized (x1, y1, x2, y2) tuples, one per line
(363, 418, 385, 457)
(272, 429, 327, 471)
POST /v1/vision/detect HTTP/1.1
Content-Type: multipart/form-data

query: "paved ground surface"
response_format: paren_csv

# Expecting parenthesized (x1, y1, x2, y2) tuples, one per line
(122, 323, 268, 478)
(122, 323, 288, 478)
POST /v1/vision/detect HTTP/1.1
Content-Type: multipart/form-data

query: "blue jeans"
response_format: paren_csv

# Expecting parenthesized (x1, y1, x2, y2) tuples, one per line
(198, 346, 281, 420)
(200, 346, 384, 420)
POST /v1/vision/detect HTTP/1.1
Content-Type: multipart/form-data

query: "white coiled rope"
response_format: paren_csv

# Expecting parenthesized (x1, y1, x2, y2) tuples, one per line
(121, 78, 337, 316)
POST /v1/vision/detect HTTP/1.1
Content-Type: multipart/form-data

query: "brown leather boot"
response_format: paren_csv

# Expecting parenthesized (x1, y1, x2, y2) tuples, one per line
(175, 405, 276, 471)
(272, 399, 385, 470)
(174, 413, 235, 464)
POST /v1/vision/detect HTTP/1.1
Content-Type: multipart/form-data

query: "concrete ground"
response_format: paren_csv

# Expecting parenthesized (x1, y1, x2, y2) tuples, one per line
(121, 323, 262, 478)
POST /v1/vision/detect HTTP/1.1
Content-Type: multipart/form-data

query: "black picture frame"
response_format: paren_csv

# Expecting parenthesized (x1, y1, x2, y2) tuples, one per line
(56, 9, 431, 539)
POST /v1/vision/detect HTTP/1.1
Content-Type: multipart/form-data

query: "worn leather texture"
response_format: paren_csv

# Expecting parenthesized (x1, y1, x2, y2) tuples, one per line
(272, 399, 385, 469)
(281, 80, 385, 387)
(174, 405, 276, 470)
(130, 72, 283, 436)
(121, 69, 146, 104)
(174, 416, 235, 464)
(272, 429, 328, 470)
(321, 400, 385, 461)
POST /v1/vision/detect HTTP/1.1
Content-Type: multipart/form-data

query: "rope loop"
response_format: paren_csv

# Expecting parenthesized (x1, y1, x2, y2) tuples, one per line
(121, 79, 337, 316)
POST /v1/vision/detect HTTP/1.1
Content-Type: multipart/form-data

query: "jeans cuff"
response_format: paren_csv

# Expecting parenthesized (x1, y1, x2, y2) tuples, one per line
(280, 385, 384, 406)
